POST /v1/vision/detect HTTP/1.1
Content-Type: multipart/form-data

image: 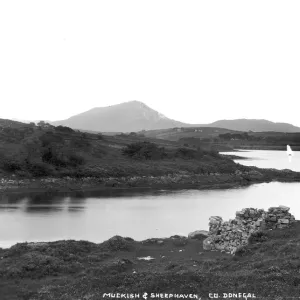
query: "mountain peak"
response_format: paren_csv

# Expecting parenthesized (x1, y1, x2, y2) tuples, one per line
(52, 101, 186, 132)
(51, 101, 300, 133)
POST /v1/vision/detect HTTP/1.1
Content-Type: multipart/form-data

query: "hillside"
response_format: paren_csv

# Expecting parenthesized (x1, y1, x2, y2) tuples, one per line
(2, 119, 300, 194)
(140, 126, 300, 151)
(141, 127, 239, 140)
(52, 101, 188, 132)
(0, 119, 250, 180)
(208, 119, 300, 133)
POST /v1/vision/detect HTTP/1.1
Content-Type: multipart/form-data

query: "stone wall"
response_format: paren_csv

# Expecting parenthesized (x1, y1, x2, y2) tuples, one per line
(203, 205, 295, 255)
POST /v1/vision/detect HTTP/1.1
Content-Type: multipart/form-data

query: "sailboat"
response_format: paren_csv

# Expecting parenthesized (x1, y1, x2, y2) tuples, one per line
(287, 145, 294, 156)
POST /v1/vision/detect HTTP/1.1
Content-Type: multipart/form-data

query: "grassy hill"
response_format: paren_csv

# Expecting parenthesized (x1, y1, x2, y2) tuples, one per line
(140, 126, 239, 140)
(140, 126, 300, 151)
(0, 119, 247, 180)
(209, 118, 300, 132)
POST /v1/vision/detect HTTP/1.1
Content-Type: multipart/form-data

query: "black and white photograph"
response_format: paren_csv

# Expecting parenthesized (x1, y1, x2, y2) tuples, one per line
(1, 1, 300, 299)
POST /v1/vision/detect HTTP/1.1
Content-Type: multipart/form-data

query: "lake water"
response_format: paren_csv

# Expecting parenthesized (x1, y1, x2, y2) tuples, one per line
(222, 149, 300, 172)
(1, 150, 300, 248)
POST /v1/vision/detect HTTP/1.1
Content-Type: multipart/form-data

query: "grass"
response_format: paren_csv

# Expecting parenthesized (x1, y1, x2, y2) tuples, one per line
(0, 222, 300, 299)
(0, 120, 252, 180)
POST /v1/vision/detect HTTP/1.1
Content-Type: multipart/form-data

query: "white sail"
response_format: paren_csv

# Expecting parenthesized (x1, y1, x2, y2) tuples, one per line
(287, 145, 293, 156)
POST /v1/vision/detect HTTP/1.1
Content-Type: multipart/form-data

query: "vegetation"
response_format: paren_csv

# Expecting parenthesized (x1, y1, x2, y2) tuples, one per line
(139, 126, 300, 151)
(0, 119, 251, 179)
(122, 141, 167, 160)
(121, 142, 220, 161)
(1, 221, 300, 299)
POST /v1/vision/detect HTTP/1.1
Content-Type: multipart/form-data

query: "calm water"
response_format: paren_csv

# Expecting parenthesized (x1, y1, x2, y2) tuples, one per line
(222, 149, 300, 171)
(0, 150, 299, 248)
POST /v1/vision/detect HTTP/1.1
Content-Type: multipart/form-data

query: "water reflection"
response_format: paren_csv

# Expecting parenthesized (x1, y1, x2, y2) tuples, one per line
(0, 192, 88, 214)
(67, 206, 85, 212)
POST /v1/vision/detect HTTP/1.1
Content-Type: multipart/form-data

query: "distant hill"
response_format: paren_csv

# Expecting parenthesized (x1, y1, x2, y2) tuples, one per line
(52, 101, 188, 132)
(207, 119, 300, 133)
(0, 118, 32, 129)
(10, 101, 298, 133)
(141, 127, 239, 141)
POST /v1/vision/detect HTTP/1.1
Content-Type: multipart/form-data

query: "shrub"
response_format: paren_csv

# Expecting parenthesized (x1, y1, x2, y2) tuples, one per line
(248, 231, 268, 244)
(2, 159, 23, 172)
(175, 148, 197, 159)
(174, 147, 220, 160)
(26, 162, 54, 177)
(15, 170, 31, 178)
(42, 147, 85, 168)
(54, 126, 74, 133)
(122, 142, 167, 160)
(41, 148, 67, 167)
(39, 133, 63, 147)
(234, 245, 251, 256)
(68, 153, 85, 166)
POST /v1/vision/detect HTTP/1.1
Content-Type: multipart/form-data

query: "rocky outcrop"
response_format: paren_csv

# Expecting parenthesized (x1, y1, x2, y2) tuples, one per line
(203, 205, 295, 254)
(188, 230, 209, 239)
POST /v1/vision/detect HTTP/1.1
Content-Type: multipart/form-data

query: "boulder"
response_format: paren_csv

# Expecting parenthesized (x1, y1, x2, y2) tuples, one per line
(278, 219, 289, 224)
(188, 230, 209, 239)
(203, 237, 213, 250)
(101, 236, 134, 251)
(279, 205, 290, 212)
(209, 216, 223, 224)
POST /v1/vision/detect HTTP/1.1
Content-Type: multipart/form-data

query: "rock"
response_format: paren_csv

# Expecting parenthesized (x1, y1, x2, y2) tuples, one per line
(203, 206, 295, 255)
(278, 219, 289, 224)
(203, 237, 213, 250)
(137, 256, 155, 261)
(209, 216, 223, 224)
(277, 224, 289, 229)
(188, 230, 209, 239)
(215, 243, 225, 250)
(255, 219, 262, 226)
(170, 235, 186, 239)
(268, 216, 277, 222)
(101, 236, 133, 251)
(279, 205, 290, 212)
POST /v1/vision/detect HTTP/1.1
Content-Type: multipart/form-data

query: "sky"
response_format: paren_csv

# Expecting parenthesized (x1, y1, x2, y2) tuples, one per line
(1, 1, 300, 125)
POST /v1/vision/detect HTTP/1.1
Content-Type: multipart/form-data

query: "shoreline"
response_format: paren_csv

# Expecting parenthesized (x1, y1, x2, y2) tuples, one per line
(1, 168, 300, 196)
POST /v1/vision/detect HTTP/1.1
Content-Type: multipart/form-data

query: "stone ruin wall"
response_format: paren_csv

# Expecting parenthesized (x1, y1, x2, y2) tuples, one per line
(203, 205, 296, 255)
